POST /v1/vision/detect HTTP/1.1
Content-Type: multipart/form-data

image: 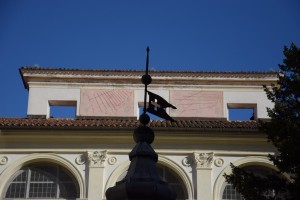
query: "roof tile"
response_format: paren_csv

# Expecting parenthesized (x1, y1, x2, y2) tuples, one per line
(0, 118, 259, 131)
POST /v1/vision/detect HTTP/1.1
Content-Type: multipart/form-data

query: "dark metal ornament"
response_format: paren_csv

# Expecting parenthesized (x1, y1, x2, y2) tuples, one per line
(141, 74, 152, 85)
(139, 113, 150, 125)
(105, 47, 176, 200)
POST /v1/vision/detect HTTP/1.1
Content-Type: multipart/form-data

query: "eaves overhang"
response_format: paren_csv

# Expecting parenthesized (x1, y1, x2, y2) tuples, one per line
(19, 67, 278, 89)
(0, 118, 260, 133)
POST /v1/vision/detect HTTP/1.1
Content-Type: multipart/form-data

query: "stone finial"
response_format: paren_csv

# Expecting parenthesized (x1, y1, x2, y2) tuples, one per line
(87, 151, 107, 167)
(193, 152, 214, 169)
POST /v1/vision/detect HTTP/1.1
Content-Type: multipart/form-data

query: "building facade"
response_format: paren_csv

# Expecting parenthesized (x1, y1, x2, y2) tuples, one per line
(0, 67, 279, 200)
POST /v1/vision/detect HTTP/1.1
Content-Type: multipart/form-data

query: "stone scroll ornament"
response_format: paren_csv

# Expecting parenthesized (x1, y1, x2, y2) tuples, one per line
(193, 152, 214, 168)
(87, 151, 107, 167)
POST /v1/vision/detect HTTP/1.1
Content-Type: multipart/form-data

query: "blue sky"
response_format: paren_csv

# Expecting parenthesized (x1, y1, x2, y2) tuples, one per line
(0, 0, 300, 117)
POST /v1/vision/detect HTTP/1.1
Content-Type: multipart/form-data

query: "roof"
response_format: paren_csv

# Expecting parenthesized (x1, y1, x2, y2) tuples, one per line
(19, 67, 278, 89)
(20, 66, 278, 78)
(0, 117, 259, 132)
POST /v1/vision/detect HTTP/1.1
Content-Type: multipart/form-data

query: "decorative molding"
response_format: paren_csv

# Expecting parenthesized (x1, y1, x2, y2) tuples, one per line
(182, 156, 193, 167)
(87, 151, 107, 167)
(214, 158, 224, 167)
(0, 156, 8, 165)
(108, 157, 117, 165)
(193, 152, 214, 169)
(75, 154, 86, 165)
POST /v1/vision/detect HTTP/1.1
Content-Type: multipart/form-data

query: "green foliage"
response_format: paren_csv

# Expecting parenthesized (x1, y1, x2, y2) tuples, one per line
(225, 164, 289, 200)
(224, 43, 300, 200)
(262, 43, 300, 199)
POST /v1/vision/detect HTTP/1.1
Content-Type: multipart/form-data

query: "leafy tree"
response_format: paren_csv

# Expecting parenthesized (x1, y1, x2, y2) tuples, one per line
(224, 43, 300, 200)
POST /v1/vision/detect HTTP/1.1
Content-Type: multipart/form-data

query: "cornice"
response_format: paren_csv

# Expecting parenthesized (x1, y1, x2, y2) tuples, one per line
(0, 128, 267, 148)
(20, 67, 278, 89)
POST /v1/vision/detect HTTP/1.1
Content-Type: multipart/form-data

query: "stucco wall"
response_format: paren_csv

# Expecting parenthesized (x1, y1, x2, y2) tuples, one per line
(0, 150, 274, 200)
(27, 87, 80, 118)
(26, 86, 272, 120)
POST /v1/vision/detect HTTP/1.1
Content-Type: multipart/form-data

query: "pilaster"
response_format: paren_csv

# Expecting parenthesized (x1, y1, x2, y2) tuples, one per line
(87, 150, 107, 200)
(193, 152, 214, 200)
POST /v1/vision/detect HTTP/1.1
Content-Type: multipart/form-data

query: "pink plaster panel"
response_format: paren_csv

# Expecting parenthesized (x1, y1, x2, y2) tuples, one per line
(170, 90, 224, 118)
(80, 89, 134, 117)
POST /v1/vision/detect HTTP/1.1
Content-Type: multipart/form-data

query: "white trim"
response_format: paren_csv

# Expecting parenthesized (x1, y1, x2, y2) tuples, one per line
(27, 81, 270, 90)
(0, 149, 273, 156)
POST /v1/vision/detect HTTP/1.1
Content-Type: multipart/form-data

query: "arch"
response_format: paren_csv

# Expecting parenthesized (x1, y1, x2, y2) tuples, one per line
(213, 156, 283, 200)
(158, 155, 194, 200)
(0, 153, 85, 199)
(105, 155, 193, 200)
(105, 159, 131, 191)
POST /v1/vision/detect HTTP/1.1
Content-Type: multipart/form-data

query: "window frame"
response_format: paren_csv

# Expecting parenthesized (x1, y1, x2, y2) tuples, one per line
(227, 103, 257, 120)
(4, 164, 79, 200)
(48, 100, 77, 119)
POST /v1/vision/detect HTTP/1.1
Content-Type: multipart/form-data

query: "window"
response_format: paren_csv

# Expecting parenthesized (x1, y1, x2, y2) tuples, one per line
(222, 165, 282, 200)
(227, 104, 257, 120)
(5, 163, 79, 199)
(48, 100, 77, 118)
(156, 164, 188, 200)
(117, 163, 188, 200)
(222, 184, 244, 200)
(138, 104, 164, 120)
(228, 108, 254, 120)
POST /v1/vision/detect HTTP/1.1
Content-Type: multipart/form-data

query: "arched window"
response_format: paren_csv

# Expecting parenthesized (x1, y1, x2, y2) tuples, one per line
(157, 163, 188, 200)
(117, 163, 188, 200)
(222, 184, 244, 200)
(5, 162, 79, 199)
(221, 165, 281, 200)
